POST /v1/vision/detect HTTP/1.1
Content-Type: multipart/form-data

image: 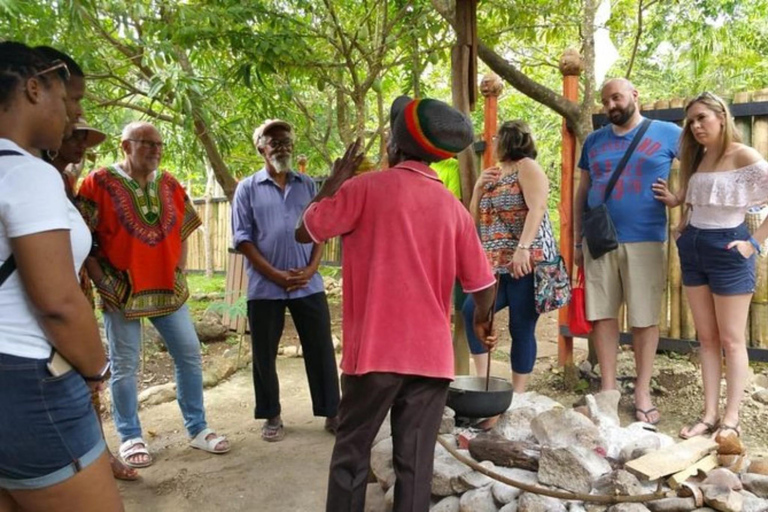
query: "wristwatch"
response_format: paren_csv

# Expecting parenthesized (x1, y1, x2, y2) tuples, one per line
(83, 360, 112, 382)
(517, 243, 531, 250)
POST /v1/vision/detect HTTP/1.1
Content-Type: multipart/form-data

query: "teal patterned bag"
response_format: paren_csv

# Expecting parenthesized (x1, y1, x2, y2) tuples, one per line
(533, 218, 571, 314)
(533, 256, 571, 314)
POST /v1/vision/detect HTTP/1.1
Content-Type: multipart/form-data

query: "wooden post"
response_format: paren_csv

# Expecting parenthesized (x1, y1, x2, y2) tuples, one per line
(558, 49, 582, 369)
(668, 159, 682, 340)
(297, 154, 308, 174)
(450, 0, 479, 374)
(480, 73, 503, 169)
(451, 1, 479, 208)
(750, 90, 768, 348)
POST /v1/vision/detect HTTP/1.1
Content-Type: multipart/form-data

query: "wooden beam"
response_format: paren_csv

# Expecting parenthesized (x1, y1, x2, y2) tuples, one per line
(667, 453, 718, 490)
(625, 437, 717, 481)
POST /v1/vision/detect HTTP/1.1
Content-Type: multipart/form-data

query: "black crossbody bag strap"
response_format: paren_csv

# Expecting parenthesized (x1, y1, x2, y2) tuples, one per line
(0, 150, 24, 288)
(600, 118, 652, 204)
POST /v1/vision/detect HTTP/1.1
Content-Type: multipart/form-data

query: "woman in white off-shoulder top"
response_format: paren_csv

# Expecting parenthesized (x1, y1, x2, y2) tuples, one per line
(653, 92, 768, 441)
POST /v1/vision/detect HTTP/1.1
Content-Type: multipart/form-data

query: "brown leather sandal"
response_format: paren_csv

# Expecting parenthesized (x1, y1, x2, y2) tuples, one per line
(679, 418, 718, 440)
(717, 422, 741, 438)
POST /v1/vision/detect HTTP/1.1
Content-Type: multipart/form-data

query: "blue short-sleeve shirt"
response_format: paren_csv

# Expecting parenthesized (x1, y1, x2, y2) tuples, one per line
(579, 119, 682, 243)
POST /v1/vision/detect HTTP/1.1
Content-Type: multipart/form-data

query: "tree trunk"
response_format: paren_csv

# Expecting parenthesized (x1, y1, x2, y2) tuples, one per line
(203, 162, 215, 278)
(353, 93, 366, 143)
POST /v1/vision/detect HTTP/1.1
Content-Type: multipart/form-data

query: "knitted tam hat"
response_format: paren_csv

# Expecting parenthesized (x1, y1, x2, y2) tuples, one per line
(389, 96, 474, 163)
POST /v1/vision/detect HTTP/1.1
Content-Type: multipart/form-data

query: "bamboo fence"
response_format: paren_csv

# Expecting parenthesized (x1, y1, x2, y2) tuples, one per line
(596, 91, 768, 349)
(186, 195, 343, 274)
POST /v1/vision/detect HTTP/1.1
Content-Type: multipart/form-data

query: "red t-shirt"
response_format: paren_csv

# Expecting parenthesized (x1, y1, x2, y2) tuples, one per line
(304, 161, 495, 379)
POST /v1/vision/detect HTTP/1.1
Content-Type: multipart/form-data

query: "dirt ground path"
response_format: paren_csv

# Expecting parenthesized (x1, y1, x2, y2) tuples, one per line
(108, 313, 576, 512)
(107, 311, 767, 510)
(106, 358, 336, 512)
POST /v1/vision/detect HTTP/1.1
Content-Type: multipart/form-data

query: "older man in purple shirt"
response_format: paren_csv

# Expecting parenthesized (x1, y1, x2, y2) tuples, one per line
(231, 119, 339, 442)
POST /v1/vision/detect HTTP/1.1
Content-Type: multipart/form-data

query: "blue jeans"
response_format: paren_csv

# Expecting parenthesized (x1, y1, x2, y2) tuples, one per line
(0, 354, 105, 490)
(462, 273, 539, 374)
(677, 223, 756, 295)
(104, 304, 207, 441)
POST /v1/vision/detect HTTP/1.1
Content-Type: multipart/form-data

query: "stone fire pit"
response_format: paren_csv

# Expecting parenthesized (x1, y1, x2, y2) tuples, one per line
(365, 391, 768, 512)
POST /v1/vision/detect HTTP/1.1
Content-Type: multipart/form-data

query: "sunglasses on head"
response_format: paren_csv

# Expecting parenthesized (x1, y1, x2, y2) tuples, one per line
(690, 91, 726, 108)
(32, 60, 71, 82)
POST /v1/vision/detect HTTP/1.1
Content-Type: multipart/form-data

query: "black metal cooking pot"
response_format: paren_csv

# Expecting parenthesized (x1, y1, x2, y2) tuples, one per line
(446, 376, 514, 418)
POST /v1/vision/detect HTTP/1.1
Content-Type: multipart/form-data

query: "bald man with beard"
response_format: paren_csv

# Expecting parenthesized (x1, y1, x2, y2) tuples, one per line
(574, 79, 682, 426)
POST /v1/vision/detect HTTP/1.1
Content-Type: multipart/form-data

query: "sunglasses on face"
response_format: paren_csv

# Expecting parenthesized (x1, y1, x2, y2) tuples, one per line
(127, 139, 164, 150)
(33, 60, 71, 82)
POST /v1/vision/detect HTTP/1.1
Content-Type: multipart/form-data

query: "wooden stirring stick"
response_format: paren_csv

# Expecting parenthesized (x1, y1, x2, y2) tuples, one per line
(484, 276, 500, 392)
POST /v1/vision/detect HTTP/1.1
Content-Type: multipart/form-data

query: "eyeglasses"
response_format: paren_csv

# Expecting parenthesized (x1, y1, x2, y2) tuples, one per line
(127, 139, 164, 149)
(33, 60, 71, 82)
(265, 138, 294, 149)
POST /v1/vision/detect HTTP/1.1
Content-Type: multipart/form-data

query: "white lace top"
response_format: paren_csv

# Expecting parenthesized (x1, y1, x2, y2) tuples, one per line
(686, 160, 768, 229)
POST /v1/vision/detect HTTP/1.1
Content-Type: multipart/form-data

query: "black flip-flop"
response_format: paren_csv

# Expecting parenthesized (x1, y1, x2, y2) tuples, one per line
(635, 407, 661, 426)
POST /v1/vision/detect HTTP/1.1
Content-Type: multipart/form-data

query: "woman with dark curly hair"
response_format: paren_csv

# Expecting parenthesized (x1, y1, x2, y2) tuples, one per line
(462, 120, 559, 393)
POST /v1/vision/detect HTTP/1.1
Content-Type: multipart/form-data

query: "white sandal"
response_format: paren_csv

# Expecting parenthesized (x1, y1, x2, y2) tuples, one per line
(189, 428, 230, 454)
(119, 437, 153, 468)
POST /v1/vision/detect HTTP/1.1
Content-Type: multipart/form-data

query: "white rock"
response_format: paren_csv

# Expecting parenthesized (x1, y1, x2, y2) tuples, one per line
(454, 461, 494, 493)
(364, 483, 387, 512)
(701, 484, 743, 512)
(538, 446, 611, 494)
(606, 505, 651, 512)
(459, 487, 498, 512)
(619, 434, 662, 464)
(601, 423, 674, 461)
(517, 492, 568, 512)
(532, 409, 603, 452)
(137, 382, 176, 405)
(384, 485, 394, 511)
(371, 437, 395, 490)
(740, 489, 768, 512)
(500, 502, 519, 512)
(492, 467, 539, 504)
(742, 474, 768, 499)
(432, 456, 472, 497)
(510, 392, 564, 415)
(753, 389, 768, 405)
(644, 497, 697, 512)
(592, 470, 644, 497)
(493, 407, 538, 443)
(586, 390, 621, 428)
(431, 496, 461, 512)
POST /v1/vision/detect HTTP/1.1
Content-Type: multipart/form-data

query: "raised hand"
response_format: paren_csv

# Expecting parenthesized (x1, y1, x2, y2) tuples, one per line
(475, 167, 501, 191)
(327, 138, 365, 191)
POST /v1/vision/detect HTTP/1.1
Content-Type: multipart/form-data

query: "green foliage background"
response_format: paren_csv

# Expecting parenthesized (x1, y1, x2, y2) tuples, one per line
(3, 0, 768, 207)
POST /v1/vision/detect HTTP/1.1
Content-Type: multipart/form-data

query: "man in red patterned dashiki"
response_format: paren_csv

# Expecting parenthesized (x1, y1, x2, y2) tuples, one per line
(77, 121, 230, 469)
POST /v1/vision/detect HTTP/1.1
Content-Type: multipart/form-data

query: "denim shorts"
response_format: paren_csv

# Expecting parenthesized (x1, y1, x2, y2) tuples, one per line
(0, 353, 105, 490)
(676, 223, 756, 295)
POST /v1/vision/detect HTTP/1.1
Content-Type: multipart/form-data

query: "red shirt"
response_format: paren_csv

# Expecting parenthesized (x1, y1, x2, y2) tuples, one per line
(304, 161, 495, 379)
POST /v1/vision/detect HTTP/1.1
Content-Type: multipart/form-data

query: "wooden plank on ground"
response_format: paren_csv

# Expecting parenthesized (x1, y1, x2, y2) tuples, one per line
(667, 453, 718, 489)
(625, 437, 718, 481)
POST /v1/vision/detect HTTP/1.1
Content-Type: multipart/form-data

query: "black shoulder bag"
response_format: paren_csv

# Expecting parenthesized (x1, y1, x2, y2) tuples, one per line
(582, 119, 652, 259)
(0, 150, 23, 288)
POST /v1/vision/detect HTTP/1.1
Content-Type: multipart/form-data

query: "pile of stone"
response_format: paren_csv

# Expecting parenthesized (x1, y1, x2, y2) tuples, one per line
(365, 391, 768, 512)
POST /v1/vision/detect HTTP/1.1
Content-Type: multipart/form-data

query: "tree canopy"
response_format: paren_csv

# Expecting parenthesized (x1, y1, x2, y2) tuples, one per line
(3, 0, 768, 200)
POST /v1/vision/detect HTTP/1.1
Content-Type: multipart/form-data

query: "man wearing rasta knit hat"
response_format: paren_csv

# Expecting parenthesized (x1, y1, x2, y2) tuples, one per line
(296, 97, 497, 512)
(388, 95, 475, 162)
